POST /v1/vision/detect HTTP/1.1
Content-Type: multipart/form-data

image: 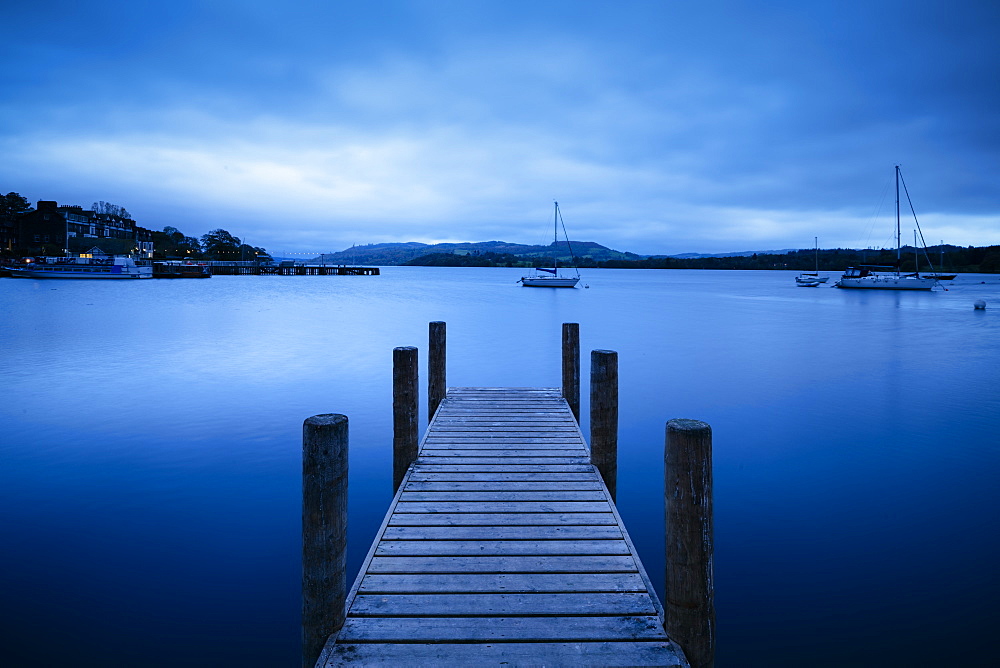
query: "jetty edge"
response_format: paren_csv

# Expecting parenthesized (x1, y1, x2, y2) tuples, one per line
(303, 322, 714, 667)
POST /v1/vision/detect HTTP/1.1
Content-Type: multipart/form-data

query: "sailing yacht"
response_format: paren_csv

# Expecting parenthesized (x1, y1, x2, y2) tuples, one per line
(795, 237, 828, 285)
(835, 166, 938, 290)
(519, 202, 581, 288)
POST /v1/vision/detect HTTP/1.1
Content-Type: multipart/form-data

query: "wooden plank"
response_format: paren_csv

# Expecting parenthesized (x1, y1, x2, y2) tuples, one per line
(420, 441, 587, 457)
(398, 490, 608, 501)
(402, 481, 604, 492)
(428, 425, 580, 430)
(406, 471, 600, 482)
(356, 572, 649, 594)
(423, 433, 584, 439)
(367, 555, 638, 573)
(388, 512, 619, 526)
(436, 408, 570, 413)
(413, 457, 589, 466)
(424, 434, 581, 440)
(337, 615, 667, 642)
(324, 641, 686, 666)
(394, 501, 612, 514)
(420, 447, 584, 453)
(422, 437, 585, 443)
(412, 464, 595, 473)
(439, 398, 566, 402)
(348, 592, 656, 616)
(432, 419, 578, 425)
(381, 525, 624, 540)
(437, 407, 569, 412)
(447, 388, 561, 392)
(420, 448, 586, 455)
(374, 539, 631, 556)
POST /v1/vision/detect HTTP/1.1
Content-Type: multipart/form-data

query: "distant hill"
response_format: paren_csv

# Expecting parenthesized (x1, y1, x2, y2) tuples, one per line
(311, 240, 644, 266)
(660, 249, 798, 259)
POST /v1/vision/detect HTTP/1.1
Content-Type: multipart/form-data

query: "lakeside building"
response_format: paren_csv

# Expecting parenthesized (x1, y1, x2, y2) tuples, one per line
(10, 200, 155, 257)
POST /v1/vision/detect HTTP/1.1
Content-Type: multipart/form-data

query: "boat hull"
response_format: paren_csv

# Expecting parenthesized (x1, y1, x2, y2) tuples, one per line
(520, 276, 579, 288)
(835, 276, 936, 290)
(4, 255, 153, 279)
(796, 274, 828, 284)
(152, 264, 211, 278)
(6, 267, 152, 279)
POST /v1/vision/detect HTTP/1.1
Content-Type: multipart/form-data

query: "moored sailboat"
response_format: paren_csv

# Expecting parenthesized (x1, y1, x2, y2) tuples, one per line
(835, 166, 938, 291)
(796, 237, 828, 285)
(519, 202, 581, 288)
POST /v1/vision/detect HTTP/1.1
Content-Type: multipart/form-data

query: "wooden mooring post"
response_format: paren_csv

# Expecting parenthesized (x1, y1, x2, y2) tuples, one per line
(590, 348, 618, 500)
(665, 419, 715, 668)
(392, 346, 418, 491)
(428, 321, 446, 423)
(561, 322, 580, 422)
(302, 414, 349, 668)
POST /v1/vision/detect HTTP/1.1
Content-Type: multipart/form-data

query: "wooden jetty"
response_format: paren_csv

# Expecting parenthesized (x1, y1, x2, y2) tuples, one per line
(208, 262, 379, 276)
(303, 323, 714, 667)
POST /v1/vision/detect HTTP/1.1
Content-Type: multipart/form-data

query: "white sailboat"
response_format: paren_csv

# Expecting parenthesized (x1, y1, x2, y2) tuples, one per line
(519, 202, 581, 288)
(835, 166, 938, 291)
(795, 237, 828, 285)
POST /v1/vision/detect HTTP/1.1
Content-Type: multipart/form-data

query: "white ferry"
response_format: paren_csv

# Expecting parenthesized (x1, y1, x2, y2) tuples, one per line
(5, 255, 152, 279)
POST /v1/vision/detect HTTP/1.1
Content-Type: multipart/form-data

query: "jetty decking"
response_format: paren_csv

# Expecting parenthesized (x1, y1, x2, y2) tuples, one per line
(318, 387, 687, 666)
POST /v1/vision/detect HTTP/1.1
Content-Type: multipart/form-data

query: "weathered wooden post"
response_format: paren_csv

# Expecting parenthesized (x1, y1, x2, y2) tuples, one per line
(664, 419, 715, 668)
(428, 321, 446, 423)
(589, 349, 618, 500)
(561, 323, 580, 422)
(393, 346, 419, 491)
(302, 414, 349, 668)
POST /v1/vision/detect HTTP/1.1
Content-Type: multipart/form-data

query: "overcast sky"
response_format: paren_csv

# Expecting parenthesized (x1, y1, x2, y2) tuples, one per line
(2, 0, 997, 255)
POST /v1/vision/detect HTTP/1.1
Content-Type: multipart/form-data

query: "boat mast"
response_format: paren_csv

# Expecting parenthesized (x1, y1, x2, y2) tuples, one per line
(895, 165, 901, 271)
(553, 201, 559, 270)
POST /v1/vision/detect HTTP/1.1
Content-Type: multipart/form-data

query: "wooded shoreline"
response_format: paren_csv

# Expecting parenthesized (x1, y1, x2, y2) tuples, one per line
(402, 245, 1000, 273)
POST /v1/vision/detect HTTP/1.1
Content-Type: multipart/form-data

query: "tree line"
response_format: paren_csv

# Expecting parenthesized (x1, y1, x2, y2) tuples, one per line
(154, 226, 271, 261)
(404, 246, 1000, 273)
(2, 192, 271, 260)
(402, 252, 549, 268)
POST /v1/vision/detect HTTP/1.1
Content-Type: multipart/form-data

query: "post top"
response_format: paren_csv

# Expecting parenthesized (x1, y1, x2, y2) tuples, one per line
(394, 345, 418, 351)
(304, 413, 348, 427)
(667, 418, 711, 433)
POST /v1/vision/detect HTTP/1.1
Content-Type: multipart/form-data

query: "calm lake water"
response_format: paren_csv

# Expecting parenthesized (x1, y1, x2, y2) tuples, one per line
(2, 267, 998, 667)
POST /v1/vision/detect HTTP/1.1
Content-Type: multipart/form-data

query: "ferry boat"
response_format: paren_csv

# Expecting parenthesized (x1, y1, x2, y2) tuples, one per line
(4, 255, 152, 279)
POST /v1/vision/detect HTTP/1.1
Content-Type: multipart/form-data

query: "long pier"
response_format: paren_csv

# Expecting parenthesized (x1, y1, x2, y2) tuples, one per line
(208, 263, 379, 276)
(303, 323, 714, 667)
